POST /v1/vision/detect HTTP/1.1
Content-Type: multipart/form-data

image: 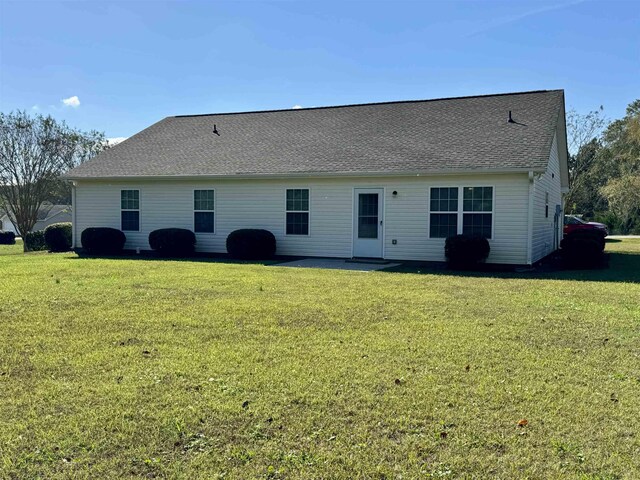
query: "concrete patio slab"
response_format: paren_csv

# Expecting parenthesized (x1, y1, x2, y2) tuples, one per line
(272, 258, 400, 272)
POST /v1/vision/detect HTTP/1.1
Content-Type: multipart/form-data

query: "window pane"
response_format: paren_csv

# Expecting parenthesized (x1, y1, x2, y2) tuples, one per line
(121, 190, 139, 210)
(286, 189, 309, 211)
(194, 190, 214, 211)
(430, 213, 458, 238)
(194, 212, 214, 233)
(463, 187, 492, 212)
(463, 213, 492, 238)
(430, 188, 458, 212)
(121, 211, 139, 231)
(358, 216, 378, 239)
(286, 212, 309, 235)
(359, 194, 378, 217)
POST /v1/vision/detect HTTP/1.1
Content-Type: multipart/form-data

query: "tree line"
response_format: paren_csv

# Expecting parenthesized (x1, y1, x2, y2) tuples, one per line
(566, 99, 640, 234)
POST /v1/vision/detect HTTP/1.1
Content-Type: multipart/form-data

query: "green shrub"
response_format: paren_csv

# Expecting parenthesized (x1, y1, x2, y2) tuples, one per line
(148, 228, 196, 257)
(444, 234, 490, 268)
(0, 230, 16, 245)
(24, 230, 47, 251)
(592, 211, 624, 235)
(44, 222, 72, 252)
(561, 230, 605, 268)
(81, 227, 127, 255)
(226, 229, 276, 260)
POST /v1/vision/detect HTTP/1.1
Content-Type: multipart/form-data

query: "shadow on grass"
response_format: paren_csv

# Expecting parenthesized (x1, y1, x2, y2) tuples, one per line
(381, 250, 640, 284)
(64, 247, 640, 284)
(65, 250, 292, 267)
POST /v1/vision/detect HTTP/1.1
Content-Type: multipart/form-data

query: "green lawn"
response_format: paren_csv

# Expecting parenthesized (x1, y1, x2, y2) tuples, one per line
(1, 240, 639, 479)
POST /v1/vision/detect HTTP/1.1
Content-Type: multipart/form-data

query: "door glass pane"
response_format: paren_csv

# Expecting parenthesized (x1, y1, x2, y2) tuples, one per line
(358, 193, 378, 239)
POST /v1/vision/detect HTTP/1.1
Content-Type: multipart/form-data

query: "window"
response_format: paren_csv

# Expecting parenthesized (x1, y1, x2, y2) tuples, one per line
(286, 189, 309, 235)
(429, 186, 493, 239)
(462, 186, 493, 238)
(358, 193, 379, 238)
(121, 190, 139, 231)
(194, 190, 214, 233)
(545, 191, 549, 218)
(429, 187, 458, 238)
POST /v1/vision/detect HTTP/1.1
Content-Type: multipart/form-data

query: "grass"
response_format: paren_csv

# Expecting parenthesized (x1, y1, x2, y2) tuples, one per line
(1, 239, 639, 479)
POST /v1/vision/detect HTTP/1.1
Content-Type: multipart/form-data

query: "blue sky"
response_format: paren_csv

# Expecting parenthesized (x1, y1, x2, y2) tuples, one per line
(1, 0, 638, 140)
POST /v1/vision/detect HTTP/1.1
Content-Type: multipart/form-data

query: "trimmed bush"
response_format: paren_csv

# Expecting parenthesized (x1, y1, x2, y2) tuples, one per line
(0, 230, 16, 245)
(24, 230, 47, 251)
(226, 229, 276, 260)
(444, 234, 490, 268)
(44, 222, 72, 252)
(148, 228, 196, 257)
(561, 230, 605, 268)
(81, 227, 127, 255)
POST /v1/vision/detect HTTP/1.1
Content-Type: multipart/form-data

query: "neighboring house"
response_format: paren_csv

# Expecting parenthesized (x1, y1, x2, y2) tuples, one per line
(0, 205, 72, 235)
(33, 205, 72, 232)
(64, 90, 568, 265)
(0, 210, 18, 234)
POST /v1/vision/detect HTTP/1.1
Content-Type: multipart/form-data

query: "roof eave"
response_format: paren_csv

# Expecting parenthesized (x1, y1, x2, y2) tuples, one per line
(64, 167, 540, 182)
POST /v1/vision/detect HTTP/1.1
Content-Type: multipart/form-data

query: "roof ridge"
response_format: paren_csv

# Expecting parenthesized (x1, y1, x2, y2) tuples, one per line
(173, 89, 564, 119)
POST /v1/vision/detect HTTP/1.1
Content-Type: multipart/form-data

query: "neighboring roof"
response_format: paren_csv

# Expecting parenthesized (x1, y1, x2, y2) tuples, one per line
(1, 204, 70, 220)
(1, 204, 71, 232)
(66, 90, 566, 179)
(33, 206, 72, 231)
(40, 204, 71, 221)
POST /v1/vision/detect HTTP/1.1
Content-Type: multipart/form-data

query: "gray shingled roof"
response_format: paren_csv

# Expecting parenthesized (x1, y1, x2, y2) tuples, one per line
(66, 90, 565, 179)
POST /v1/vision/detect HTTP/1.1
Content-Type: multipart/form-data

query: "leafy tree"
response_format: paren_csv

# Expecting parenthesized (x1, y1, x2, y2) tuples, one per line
(600, 175, 640, 233)
(0, 111, 107, 250)
(599, 100, 640, 233)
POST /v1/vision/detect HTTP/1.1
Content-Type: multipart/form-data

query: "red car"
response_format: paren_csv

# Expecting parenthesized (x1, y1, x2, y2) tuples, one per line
(563, 215, 608, 237)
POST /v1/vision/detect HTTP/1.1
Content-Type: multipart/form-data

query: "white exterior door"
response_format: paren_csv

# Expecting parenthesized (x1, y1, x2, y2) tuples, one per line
(353, 188, 384, 258)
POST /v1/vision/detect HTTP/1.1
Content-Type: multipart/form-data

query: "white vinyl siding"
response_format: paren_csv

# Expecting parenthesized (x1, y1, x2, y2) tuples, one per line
(74, 173, 531, 264)
(531, 132, 563, 262)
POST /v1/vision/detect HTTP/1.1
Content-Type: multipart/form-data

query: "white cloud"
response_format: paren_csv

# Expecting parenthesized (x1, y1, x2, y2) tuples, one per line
(62, 96, 81, 108)
(292, 105, 303, 109)
(107, 137, 127, 146)
(31, 105, 40, 111)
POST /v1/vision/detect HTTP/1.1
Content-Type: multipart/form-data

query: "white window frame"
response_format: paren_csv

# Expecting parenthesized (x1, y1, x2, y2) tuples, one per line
(121, 189, 140, 232)
(428, 186, 459, 239)
(284, 188, 310, 236)
(428, 185, 495, 240)
(193, 189, 215, 234)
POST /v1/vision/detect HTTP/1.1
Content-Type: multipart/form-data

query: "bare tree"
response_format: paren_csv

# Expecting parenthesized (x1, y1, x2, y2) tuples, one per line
(0, 111, 107, 251)
(564, 106, 607, 211)
(566, 106, 607, 186)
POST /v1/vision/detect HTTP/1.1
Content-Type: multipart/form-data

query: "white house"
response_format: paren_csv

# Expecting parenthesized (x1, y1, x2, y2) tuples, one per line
(0, 205, 72, 235)
(65, 90, 569, 265)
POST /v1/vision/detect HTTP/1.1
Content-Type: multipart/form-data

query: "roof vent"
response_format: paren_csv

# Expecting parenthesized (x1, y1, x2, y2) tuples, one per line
(508, 111, 515, 123)
(212, 124, 220, 136)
